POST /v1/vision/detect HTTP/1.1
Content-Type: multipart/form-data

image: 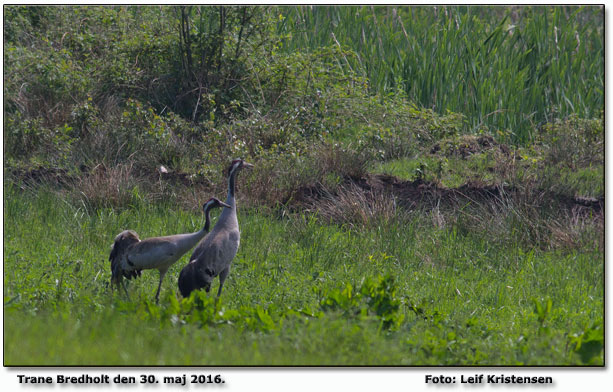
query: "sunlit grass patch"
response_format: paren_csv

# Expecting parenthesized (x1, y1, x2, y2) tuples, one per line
(3, 184, 603, 365)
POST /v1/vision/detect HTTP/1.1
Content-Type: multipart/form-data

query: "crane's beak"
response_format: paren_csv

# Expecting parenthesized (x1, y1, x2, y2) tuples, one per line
(242, 162, 254, 169)
(219, 201, 231, 208)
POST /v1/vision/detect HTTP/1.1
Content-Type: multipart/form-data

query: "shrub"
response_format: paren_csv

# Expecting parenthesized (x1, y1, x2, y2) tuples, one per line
(4, 42, 91, 126)
(537, 115, 603, 170)
(4, 113, 76, 169)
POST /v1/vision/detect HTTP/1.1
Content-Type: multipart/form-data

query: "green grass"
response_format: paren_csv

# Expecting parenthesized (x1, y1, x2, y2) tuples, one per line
(370, 140, 603, 199)
(3, 183, 603, 365)
(278, 6, 603, 142)
(371, 157, 424, 181)
(372, 154, 504, 188)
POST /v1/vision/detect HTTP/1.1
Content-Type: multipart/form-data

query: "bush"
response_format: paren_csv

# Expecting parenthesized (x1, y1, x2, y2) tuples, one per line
(537, 115, 603, 170)
(4, 113, 76, 169)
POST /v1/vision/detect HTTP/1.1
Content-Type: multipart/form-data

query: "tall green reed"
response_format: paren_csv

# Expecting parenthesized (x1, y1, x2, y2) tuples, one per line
(277, 6, 603, 143)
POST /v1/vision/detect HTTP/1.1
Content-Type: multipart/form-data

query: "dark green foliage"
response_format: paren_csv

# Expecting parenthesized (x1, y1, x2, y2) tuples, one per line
(567, 322, 604, 365)
(152, 6, 276, 121)
(318, 275, 404, 330)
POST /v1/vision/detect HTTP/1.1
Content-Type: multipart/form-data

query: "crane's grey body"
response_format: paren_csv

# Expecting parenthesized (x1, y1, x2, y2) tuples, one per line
(110, 198, 229, 302)
(178, 159, 253, 298)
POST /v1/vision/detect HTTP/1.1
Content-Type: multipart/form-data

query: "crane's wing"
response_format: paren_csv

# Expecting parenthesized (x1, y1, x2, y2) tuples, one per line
(188, 230, 239, 276)
(124, 238, 180, 271)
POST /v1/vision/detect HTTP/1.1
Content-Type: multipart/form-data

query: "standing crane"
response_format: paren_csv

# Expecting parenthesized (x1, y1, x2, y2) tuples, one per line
(110, 197, 230, 302)
(178, 158, 253, 298)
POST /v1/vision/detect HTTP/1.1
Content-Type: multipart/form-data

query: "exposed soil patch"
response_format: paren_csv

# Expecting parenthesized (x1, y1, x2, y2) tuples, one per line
(288, 173, 603, 214)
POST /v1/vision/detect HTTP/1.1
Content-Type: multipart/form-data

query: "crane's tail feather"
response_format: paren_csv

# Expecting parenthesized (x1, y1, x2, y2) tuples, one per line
(109, 230, 141, 286)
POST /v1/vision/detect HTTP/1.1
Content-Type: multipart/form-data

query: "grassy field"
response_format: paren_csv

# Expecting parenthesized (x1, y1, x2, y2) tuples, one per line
(3, 181, 603, 365)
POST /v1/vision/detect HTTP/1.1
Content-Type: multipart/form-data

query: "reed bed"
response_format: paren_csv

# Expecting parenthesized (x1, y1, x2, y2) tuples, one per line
(277, 6, 603, 142)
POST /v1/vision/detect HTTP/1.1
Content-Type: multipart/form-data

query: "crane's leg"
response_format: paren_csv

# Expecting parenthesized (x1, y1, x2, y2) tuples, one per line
(217, 266, 230, 297)
(154, 270, 167, 303)
(121, 279, 131, 301)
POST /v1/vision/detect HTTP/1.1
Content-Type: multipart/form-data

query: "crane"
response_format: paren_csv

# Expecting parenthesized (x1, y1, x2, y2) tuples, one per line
(178, 158, 253, 298)
(110, 197, 230, 302)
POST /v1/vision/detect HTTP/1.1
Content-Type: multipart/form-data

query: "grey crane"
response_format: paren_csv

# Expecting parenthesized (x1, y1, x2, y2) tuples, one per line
(178, 158, 253, 298)
(109, 197, 230, 302)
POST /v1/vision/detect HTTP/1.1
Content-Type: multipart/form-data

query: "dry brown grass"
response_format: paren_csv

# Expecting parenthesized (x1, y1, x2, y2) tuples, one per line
(241, 158, 294, 208)
(545, 207, 604, 252)
(71, 162, 144, 210)
(449, 190, 603, 252)
(313, 144, 370, 180)
(310, 182, 397, 228)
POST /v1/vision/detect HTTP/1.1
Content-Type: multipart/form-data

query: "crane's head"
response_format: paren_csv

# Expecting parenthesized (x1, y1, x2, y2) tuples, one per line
(178, 262, 196, 298)
(202, 197, 231, 213)
(226, 158, 254, 177)
(198, 267, 217, 293)
(178, 263, 215, 297)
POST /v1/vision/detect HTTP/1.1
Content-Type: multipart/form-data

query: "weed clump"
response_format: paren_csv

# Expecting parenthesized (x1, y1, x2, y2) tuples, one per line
(567, 321, 604, 365)
(430, 134, 510, 159)
(318, 275, 405, 331)
(125, 274, 405, 333)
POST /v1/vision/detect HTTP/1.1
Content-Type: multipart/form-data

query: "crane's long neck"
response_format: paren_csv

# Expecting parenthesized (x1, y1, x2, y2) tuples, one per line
(218, 167, 239, 225)
(176, 205, 215, 250)
(171, 223, 209, 255)
(203, 207, 213, 232)
(225, 165, 239, 207)
(228, 166, 238, 200)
